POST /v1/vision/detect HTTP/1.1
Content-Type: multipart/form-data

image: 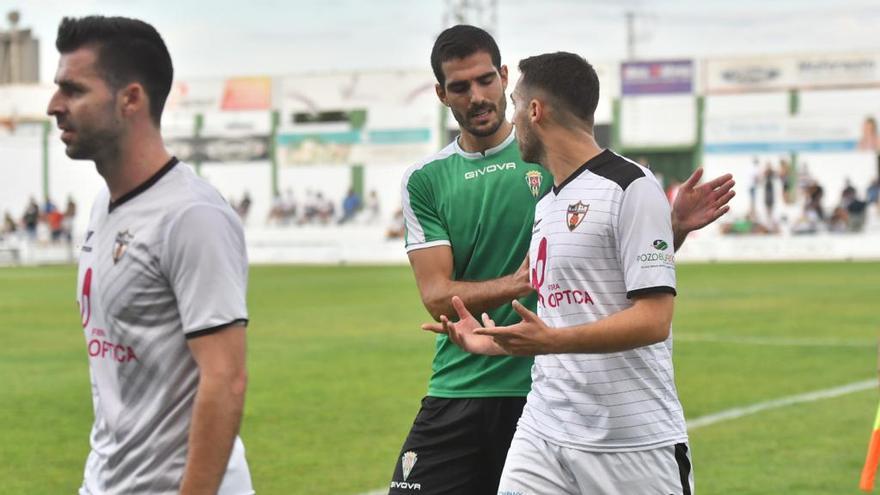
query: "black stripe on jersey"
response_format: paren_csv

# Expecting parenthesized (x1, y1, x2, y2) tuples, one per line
(675, 443, 693, 495)
(587, 151, 646, 191)
(109, 157, 180, 213)
(552, 149, 616, 194)
(185, 318, 249, 339)
(626, 286, 676, 299)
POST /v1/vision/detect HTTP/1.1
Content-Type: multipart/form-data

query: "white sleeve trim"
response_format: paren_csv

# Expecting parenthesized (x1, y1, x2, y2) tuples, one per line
(405, 239, 452, 253)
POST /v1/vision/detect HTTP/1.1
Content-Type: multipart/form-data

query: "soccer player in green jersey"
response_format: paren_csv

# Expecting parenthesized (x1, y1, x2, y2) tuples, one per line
(387, 25, 734, 495)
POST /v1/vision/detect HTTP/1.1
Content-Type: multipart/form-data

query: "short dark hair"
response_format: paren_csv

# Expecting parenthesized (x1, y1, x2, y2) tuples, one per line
(431, 25, 501, 87)
(518, 52, 599, 127)
(56, 16, 173, 126)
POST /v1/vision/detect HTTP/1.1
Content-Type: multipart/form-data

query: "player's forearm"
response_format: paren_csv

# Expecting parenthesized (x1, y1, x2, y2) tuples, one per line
(179, 371, 247, 495)
(423, 276, 531, 321)
(672, 216, 687, 252)
(552, 296, 674, 354)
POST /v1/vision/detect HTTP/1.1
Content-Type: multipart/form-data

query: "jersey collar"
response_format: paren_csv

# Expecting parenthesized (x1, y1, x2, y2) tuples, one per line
(108, 157, 179, 213)
(453, 127, 516, 160)
(552, 149, 614, 195)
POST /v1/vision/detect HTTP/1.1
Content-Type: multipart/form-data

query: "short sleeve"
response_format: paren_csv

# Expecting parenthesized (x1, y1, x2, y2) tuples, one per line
(401, 168, 451, 252)
(162, 204, 249, 337)
(615, 176, 677, 299)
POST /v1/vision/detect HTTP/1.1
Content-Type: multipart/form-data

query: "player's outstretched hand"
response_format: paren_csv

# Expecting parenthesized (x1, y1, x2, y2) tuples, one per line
(422, 296, 507, 355)
(473, 300, 557, 356)
(673, 167, 736, 235)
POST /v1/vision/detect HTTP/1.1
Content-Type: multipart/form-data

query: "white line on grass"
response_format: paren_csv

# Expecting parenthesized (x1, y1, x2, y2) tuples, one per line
(687, 378, 876, 430)
(675, 334, 874, 348)
(355, 378, 876, 495)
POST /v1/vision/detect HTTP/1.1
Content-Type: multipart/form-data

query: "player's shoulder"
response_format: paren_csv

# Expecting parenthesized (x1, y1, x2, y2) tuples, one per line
(402, 141, 458, 185)
(158, 161, 241, 225)
(405, 141, 458, 174)
(162, 161, 230, 207)
(585, 150, 649, 192)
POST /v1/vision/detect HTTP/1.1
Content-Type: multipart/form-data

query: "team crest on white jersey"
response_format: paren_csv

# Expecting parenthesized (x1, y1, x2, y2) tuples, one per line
(566, 201, 589, 231)
(113, 230, 134, 264)
(401, 451, 418, 481)
(525, 170, 543, 198)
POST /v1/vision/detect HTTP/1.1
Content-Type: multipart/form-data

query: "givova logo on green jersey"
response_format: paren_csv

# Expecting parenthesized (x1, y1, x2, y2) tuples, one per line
(464, 161, 516, 180)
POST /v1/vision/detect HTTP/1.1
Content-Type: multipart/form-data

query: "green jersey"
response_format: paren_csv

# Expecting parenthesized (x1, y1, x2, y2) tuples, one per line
(402, 130, 552, 398)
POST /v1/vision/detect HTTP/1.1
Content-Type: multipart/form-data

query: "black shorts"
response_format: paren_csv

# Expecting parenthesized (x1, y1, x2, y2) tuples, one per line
(388, 396, 527, 495)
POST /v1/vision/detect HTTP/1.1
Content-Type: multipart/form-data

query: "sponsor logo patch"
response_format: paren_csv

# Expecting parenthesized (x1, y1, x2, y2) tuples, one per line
(653, 239, 669, 250)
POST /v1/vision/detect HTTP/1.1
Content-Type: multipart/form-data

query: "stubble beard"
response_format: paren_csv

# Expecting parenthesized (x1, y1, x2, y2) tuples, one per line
(453, 96, 507, 138)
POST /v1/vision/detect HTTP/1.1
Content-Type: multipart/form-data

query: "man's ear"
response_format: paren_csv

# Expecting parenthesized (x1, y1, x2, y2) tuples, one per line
(119, 82, 147, 119)
(435, 83, 448, 107)
(529, 97, 544, 125)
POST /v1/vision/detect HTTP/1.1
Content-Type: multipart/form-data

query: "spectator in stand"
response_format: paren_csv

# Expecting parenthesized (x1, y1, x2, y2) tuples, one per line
(859, 116, 880, 179)
(763, 162, 776, 222)
(779, 158, 793, 204)
(63, 195, 77, 243)
(859, 116, 879, 151)
(364, 190, 381, 224)
(22, 197, 39, 240)
(805, 179, 824, 222)
(237, 191, 252, 223)
(316, 192, 335, 224)
(2, 211, 17, 240)
(868, 178, 879, 211)
(385, 207, 405, 240)
(749, 157, 761, 214)
(338, 188, 362, 225)
(267, 192, 284, 225)
(45, 198, 65, 242)
(828, 205, 849, 233)
(282, 188, 297, 224)
(303, 189, 319, 224)
(841, 184, 867, 232)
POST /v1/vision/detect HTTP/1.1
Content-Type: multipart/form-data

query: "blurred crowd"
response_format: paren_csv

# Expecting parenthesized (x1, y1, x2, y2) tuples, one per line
(720, 157, 878, 235)
(257, 187, 383, 227)
(1, 196, 77, 245)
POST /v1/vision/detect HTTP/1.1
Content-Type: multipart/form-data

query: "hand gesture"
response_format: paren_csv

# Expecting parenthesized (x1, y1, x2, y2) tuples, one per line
(473, 300, 557, 356)
(422, 296, 507, 355)
(673, 167, 736, 234)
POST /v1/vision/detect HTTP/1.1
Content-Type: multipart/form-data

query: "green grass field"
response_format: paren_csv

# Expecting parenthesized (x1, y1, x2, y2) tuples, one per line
(1, 261, 878, 494)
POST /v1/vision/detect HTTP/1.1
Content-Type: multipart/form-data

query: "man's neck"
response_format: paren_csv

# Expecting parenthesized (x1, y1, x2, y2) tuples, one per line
(542, 128, 603, 187)
(96, 132, 172, 202)
(457, 120, 513, 154)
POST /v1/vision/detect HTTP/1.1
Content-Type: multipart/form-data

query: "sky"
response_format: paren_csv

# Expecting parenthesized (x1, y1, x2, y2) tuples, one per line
(4, 0, 880, 84)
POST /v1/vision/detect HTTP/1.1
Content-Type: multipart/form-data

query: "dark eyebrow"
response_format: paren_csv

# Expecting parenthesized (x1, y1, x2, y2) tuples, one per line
(447, 70, 498, 89)
(475, 71, 497, 81)
(57, 79, 85, 92)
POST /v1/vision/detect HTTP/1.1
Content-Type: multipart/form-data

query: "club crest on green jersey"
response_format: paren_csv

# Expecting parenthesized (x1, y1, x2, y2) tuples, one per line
(113, 230, 134, 264)
(525, 170, 543, 198)
(567, 201, 589, 231)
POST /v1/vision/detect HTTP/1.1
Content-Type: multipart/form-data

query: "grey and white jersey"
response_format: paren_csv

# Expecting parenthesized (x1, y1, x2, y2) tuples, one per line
(76, 158, 252, 494)
(519, 149, 687, 453)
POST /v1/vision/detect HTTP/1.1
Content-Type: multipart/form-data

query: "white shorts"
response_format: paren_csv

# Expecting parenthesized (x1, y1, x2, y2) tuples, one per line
(497, 428, 694, 495)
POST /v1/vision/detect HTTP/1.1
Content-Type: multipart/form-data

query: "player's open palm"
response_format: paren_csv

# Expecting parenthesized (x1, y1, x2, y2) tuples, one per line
(475, 300, 556, 356)
(673, 167, 735, 233)
(422, 296, 507, 355)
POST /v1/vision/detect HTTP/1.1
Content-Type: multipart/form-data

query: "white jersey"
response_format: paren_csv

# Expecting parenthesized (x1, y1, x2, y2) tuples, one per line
(76, 158, 253, 494)
(519, 150, 687, 452)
